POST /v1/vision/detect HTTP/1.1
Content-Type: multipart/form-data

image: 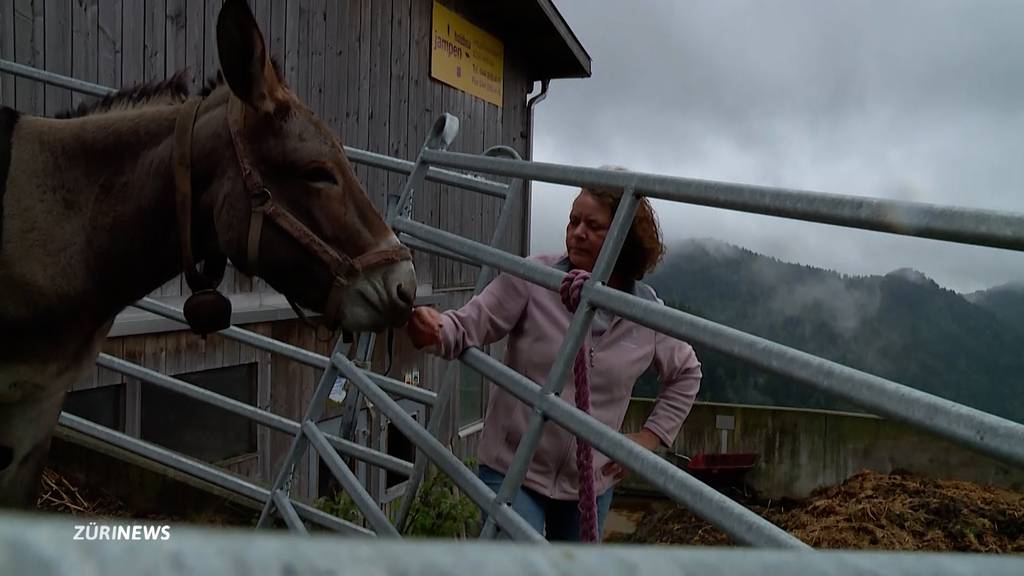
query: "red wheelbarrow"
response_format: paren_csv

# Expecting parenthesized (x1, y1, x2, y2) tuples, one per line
(673, 452, 759, 487)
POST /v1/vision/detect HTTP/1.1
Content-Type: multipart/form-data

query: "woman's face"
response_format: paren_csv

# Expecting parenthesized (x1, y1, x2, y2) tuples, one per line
(565, 191, 613, 272)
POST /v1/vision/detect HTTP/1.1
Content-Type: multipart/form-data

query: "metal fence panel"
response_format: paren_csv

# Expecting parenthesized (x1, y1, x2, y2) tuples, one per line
(3, 512, 1024, 576)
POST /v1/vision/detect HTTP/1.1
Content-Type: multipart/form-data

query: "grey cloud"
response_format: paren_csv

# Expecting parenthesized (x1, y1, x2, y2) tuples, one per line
(530, 0, 1024, 293)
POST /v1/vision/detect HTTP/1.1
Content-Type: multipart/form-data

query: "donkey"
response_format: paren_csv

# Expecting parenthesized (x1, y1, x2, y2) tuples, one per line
(0, 0, 416, 508)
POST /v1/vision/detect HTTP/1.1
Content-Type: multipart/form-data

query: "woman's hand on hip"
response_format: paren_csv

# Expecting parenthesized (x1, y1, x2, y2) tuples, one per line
(601, 428, 661, 483)
(406, 306, 443, 349)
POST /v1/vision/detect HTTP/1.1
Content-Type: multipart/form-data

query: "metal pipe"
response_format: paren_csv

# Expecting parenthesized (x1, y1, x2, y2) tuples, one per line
(587, 284, 1024, 469)
(462, 348, 806, 549)
(302, 422, 399, 537)
(477, 145, 527, 282)
(331, 353, 546, 543)
(271, 490, 309, 535)
(7, 511, 1024, 575)
(335, 333, 376, 467)
(386, 217, 1024, 470)
(131, 298, 434, 405)
(344, 146, 508, 199)
(394, 150, 527, 531)
(399, 234, 483, 268)
(0, 58, 500, 204)
(94, 353, 413, 476)
(366, 373, 436, 406)
(526, 79, 551, 114)
(56, 413, 373, 536)
(387, 113, 460, 223)
(524, 79, 551, 254)
(393, 359, 461, 534)
(257, 335, 350, 529)
(395, 218, 564, 292)
(0, 58, 116, 97)
(133, 298, 326, 364)
(420, 150, 1024, 253)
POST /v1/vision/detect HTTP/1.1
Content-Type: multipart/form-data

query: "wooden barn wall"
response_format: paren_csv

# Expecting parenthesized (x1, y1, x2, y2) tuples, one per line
(69, 310, 490, 502)
(0, 0, 534, 296)
(69, 318, 339, 500)
(5, 0, 538, 501)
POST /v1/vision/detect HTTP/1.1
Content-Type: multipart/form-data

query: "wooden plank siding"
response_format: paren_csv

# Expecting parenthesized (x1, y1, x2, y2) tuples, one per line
(43, 0, 71, 117)
(3, 0, 541, 500)
(64, 320, 327, 493)
(0, 0, 14, 105)
(0, 0, 534, 294)
(97, 0, 122, 91)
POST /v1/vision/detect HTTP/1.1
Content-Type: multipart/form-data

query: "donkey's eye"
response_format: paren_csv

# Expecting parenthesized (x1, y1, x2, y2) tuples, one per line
(301, 166, 338, 186)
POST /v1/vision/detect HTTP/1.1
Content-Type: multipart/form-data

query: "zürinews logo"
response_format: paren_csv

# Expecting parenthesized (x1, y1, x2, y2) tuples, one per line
(73, 521, 172, 542)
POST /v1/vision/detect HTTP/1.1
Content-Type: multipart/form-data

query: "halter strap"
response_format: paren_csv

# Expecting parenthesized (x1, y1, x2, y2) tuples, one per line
(224, 96, 411, 328)
(174, 97, 227, 294)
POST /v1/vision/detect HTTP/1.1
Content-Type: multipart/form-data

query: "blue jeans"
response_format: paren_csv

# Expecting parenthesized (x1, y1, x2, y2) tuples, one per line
(477, 464, 614, 542)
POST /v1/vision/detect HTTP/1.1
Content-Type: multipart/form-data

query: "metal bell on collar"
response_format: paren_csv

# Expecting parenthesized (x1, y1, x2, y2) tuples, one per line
(183, 288, 232, 337)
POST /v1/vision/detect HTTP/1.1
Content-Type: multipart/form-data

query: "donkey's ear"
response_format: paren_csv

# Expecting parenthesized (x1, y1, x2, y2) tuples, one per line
(216, 0, 285, 114)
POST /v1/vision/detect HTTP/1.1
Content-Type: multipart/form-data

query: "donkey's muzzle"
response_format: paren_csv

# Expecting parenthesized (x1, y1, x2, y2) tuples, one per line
(326, 257, 417, 333)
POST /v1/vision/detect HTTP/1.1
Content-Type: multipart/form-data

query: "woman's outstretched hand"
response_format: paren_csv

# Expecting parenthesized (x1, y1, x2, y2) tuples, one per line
(406, 306, 443, 350)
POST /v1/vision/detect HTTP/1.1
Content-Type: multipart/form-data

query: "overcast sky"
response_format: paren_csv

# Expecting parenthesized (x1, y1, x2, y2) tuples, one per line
(529, 0, 1024, 294)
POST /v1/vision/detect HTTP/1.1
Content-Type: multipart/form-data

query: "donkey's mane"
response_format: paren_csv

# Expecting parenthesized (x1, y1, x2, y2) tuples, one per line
(54, 71, 192, 119)
(54, 58, 284, 120)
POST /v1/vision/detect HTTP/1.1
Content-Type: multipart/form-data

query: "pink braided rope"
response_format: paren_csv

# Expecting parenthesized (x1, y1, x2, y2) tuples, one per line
(560, 268, 598, 543)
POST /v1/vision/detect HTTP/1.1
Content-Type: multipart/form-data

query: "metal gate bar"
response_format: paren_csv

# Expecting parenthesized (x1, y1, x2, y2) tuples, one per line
(395, 192, 1024, 470)
(56, 413, 373, 536)
(419, 151, 1024, 252)
(302, 422, 399, 537)
(255, 335, 355, 529)
(131, 298, 437, 406)
(6, 511, 1024, 576)
(271, 490, 308, 535)
(587, 282, 1024, 466)
(459, 346, 811, 546)
(0, 59, 539, 541)
(393, 144, 528, 532)
(93, 353, 413, 476)
(250, 114, 466, 531)
(383, 149, 1024, 547)
(331, 353, 545, 543)
(3, 58, 1023, 565)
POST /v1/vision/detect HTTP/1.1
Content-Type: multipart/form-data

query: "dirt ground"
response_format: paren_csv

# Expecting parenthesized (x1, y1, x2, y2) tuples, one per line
(33, 467, 258, 527)
(33, 465, 1024, 552)
(607, 470, 1024, 552)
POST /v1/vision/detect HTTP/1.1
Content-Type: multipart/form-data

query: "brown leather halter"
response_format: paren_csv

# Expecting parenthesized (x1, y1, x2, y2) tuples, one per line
(173, 95, 412, 336)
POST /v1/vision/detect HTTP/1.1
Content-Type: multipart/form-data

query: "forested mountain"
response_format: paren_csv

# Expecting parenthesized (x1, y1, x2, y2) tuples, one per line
(633, 239, 1024, 424)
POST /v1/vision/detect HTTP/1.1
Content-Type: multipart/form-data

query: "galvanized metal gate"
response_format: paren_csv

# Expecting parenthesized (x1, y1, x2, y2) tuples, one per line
(2, 59, 1024, 574)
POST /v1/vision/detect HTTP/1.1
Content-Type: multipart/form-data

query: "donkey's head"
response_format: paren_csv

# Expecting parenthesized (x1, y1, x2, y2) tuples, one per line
(199, 0, 415, 332)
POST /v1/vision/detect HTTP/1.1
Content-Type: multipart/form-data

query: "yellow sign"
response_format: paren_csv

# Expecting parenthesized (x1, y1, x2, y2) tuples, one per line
(430, 2, 504, 107)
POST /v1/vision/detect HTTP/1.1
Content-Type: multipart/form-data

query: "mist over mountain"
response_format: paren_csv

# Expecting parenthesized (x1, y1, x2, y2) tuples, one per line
(635, 239, 1024, 424)
(967, 282, 1024, 331)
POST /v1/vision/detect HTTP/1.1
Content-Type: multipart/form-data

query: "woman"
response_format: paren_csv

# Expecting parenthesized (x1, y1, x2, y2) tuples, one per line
(405, 180, 702, 541)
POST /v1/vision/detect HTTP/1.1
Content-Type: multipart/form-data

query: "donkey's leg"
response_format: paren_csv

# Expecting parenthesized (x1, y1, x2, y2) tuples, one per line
(0, 388, 66, 509)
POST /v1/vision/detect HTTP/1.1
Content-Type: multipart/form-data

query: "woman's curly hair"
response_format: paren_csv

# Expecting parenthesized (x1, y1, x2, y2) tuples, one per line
(582, 166, 665, 280)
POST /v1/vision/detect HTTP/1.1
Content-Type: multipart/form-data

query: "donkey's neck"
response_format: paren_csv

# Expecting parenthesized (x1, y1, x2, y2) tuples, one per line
(2, 98, 233, 351)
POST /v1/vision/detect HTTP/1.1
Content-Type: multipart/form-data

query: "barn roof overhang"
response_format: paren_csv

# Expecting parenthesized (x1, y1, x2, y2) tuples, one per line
(461, 0, 592, 81)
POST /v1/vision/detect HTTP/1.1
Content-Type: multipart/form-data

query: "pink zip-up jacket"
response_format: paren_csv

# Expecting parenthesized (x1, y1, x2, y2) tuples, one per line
(436, 253, 702, 500)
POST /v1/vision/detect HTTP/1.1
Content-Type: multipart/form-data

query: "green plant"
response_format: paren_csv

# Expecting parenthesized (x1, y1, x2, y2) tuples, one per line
(315, 490, 363, 526)
(314, 458, 482, 539)
(401, 459, 481, 539)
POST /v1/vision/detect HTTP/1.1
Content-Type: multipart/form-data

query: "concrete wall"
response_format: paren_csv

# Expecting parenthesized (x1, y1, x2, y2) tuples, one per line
(620, 399, 1024, 498)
